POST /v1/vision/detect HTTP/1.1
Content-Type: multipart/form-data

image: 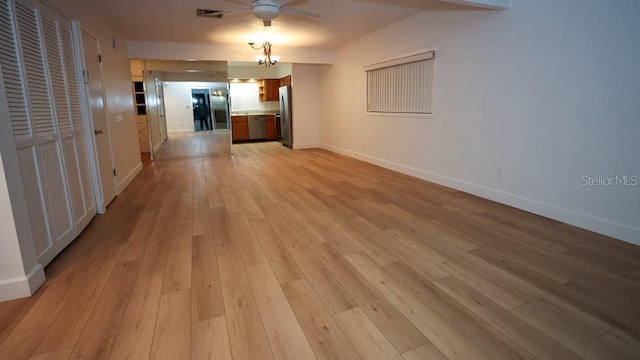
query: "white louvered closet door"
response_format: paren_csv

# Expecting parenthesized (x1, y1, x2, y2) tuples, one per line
(39, 3, 95, 232)
(2, 0, 96, 266)
(0, 0, 51, 258)
(17, 0, 76, 264)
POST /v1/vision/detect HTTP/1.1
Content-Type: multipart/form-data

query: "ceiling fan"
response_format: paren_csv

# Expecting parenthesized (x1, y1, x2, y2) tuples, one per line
(197, 0, 321, 27)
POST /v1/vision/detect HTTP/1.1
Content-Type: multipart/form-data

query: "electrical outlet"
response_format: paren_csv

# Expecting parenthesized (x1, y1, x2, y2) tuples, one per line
(497, 167, 503, 178)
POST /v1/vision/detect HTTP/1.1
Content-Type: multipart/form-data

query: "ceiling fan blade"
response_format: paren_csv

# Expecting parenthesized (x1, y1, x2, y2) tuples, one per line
(280, 7, 321, 19)
(274, 0, 308, 8)
(222, 9, 253, 17)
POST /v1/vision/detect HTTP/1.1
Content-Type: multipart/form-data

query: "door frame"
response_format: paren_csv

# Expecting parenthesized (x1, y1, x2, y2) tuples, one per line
(191, 89, 210, 132)
(155, 77, 167, 142)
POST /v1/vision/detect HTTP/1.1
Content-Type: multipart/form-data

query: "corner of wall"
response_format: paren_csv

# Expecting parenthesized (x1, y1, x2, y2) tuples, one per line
(293, 143, 321, 150)
(0, 264, 46, 302)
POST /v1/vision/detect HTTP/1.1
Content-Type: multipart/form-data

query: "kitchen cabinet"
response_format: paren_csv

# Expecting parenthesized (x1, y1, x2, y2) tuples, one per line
(280, 75, 291, 87)
(259, 79, 280, 102)
(231, 115, 249, 141)
(130, 59, 144, 81)
(265, 114, 277, 139)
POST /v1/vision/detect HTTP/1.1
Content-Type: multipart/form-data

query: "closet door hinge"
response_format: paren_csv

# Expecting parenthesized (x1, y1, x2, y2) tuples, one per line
(113, 169, 117, 176)
(98, 54, 102, 63)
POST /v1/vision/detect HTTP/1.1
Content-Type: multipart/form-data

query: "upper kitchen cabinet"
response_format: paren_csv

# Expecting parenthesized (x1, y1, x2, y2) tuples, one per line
(130, 59, 144, 81)
(280, 75, 291, 87)
(258, 79, 280, 102)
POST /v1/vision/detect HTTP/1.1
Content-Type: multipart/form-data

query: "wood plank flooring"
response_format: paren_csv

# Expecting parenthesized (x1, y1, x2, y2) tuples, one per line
(1, 136, 640, 359)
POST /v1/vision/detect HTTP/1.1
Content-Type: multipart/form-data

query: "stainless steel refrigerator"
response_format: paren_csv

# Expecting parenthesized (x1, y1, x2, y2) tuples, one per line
(279, 85, 292, 148)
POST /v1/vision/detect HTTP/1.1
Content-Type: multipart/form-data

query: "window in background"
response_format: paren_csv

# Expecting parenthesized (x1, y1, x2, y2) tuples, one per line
(229, 82, 260, 112)
(366, 51, 435, 114)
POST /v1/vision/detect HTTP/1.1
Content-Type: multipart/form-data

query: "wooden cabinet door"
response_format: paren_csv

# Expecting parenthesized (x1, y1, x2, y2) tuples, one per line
(279, 75, 291, 87)
(265, 79, 280, 101)
(258, 79, 282, 102)
(231, 116, 249, 141)
(267, 79, 280, 101)
(265, 115, 276, 139)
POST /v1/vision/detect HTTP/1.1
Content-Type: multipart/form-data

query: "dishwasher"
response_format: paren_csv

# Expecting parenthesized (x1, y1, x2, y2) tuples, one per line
(248, 115, 266, 140)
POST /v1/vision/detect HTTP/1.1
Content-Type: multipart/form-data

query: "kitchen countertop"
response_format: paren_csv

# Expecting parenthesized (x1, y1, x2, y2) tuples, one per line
(231, 111, 278, 116)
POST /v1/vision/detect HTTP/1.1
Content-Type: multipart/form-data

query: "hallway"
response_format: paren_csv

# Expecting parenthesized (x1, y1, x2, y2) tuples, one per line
(1, 138, 639, 359)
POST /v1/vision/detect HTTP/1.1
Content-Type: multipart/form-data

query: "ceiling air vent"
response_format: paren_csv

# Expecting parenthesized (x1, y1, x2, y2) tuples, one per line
(196, 9, 224, 18)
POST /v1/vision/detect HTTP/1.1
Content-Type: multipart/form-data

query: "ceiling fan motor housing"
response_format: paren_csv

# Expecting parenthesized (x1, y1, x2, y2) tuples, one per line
(253, 1, 279, 20)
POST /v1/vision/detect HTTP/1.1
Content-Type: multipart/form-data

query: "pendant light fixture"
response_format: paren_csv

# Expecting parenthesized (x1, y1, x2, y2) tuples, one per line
(249, 41, 280, 67)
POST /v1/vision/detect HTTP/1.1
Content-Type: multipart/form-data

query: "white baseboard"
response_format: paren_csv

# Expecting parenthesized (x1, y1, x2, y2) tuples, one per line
(117, 162, 143, 194)
(0, 264, 45, 302)
(153, 141, 163, 154)
(293, 143, 320, 150)
(320, 143, 640, 246)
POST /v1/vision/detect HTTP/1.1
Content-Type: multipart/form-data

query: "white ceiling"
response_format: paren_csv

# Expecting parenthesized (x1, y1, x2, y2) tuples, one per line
(78, 0, 499, 49)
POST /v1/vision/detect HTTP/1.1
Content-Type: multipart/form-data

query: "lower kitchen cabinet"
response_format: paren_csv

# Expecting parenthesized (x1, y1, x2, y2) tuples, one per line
(231, 115, 249, 141)
(265, 114, 277, 139)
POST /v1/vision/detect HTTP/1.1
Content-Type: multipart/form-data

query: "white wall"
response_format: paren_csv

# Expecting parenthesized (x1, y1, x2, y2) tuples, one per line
(291, 64, 322, 149)
(0, 153, 25, 299)
(228, 63, 293, 79)
(320, 0, 640, 244)
(128, 41, 334, 65)
(145, 60, 228, 74)
(53, 0, 142, 192)
(229, 64, 282, 79)
(164, 82, 197, 132)
(276, 63, 294, 78)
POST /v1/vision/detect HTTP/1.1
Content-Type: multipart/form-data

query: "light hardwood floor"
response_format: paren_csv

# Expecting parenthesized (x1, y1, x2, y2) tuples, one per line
(1, 135, 640, 359)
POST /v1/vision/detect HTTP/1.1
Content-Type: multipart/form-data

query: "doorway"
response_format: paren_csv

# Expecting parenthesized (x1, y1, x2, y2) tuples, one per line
(154, 81, 231, 160)
(192, 89, 211, 132)
(210, 89, 230, 130)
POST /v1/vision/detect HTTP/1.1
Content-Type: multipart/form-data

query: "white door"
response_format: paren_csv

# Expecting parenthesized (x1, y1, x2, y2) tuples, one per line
(2, 0, 100, 266)
(62, 19, 96, 228)
(81, 29, 116, 210)
(7, 0, 75, 265)
(155, 78, 167, 142)
(39, 4, 95, 231)
(0, 0, 49, 255)
(144, 70, 161, 154)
